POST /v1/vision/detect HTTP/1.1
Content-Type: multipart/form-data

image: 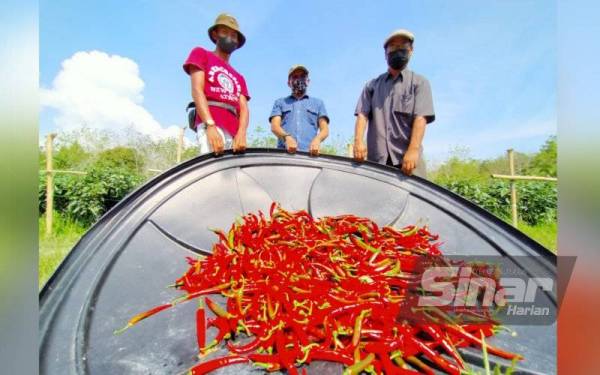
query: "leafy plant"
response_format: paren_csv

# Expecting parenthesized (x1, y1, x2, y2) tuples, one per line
(526, 136, 556, 177)
(439, 179, 556, 226)
(40, 167, 143, 225)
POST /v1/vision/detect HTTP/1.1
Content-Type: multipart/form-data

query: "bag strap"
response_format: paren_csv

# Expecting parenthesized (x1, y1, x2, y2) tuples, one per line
(186, 101, 238, 118)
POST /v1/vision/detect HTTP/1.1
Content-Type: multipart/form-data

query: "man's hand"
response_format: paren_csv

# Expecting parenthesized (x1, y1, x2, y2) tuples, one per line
(206, 126, 224, 155)
(401, 147, 420, 175)
(309, 137, 321, 156)
(353, 138, 367, 161)
(285, 136, 298, 154)
(232, 130, 247, 153)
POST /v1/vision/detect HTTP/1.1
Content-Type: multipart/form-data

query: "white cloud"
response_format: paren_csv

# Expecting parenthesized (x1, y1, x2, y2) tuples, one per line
(41, 50, 183, 141)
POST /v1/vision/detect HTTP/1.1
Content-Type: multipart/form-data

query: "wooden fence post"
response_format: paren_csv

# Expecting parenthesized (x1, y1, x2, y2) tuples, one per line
(176, 126, 185, 163)
(491, 149, 556, 230)
(508, 149, 518, 228)
(45, 133, 56, 236)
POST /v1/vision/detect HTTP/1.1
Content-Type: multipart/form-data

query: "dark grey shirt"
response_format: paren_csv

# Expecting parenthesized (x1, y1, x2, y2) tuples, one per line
(354, 69, 435, 165)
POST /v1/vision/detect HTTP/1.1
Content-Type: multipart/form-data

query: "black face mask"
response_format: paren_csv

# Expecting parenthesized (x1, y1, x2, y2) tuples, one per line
(290, 78, 308, 96)
(386, 48, 410, 70)
(216, 36, 238, 54)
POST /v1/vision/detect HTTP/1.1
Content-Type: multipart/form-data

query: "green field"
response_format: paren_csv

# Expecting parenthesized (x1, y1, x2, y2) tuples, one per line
(516, 220, 557, 253)
(38, 212, 86, 289)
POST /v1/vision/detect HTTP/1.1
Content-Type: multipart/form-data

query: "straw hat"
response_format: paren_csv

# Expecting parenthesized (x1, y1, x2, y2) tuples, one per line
(383, 29, 415, 48)
(207, 13, 246, 48)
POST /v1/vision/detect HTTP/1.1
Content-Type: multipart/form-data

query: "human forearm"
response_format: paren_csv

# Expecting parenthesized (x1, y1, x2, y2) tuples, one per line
(408, 116, 426, 151)
(270, 117, 288, 139)
(354, 113, 368, 143)
(353, 113, 368, 160)
(190, 70, 213, 124)
(316, 119, 329, 142)
(238, 95, 249, 135)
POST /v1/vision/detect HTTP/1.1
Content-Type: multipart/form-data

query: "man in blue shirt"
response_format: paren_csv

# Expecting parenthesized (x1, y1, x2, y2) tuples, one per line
(269, 65, 329, 155)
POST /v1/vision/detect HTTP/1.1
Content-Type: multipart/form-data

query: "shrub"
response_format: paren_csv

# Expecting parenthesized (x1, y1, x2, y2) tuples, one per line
(39, 167, 144, 225)
(93, 146, 143, 172)
(438, 179, 556, 226)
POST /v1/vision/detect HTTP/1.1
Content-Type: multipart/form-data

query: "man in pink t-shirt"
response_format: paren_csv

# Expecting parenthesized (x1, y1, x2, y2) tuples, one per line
(183, 13, 250, 155)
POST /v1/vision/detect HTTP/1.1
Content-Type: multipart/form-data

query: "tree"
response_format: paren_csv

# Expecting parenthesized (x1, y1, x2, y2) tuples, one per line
(93, 146, 143, 172)
(527, 136, 556, 177)
(53, 141, 91, 170)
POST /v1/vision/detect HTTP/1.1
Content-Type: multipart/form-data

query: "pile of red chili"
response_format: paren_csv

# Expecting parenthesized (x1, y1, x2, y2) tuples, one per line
(116, 203, 522, 374)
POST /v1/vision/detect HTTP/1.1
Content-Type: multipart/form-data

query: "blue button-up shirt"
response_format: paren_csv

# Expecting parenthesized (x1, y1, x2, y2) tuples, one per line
(269, 95, 329, 151)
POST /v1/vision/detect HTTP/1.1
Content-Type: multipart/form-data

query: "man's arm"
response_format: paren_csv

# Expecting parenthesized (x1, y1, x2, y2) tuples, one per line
(402, 76, 434, 174)
(353, 80, 373, 161)
(271, 102, 298, 153)
(353, 113, 368, 161)
(401, 116, 426, 175)
(232, 94, 249, 152)
(190, 66, 224, 154)
(309, 118, 329, 155)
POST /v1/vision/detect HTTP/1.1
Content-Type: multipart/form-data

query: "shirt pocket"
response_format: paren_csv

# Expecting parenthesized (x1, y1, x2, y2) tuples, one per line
(392, 92, 415, 123)
(305, 106, 319, 128)
(281, 103, 293, 116)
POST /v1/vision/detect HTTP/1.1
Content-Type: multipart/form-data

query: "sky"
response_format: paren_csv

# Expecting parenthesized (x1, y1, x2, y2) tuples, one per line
(39, 0, 557, 164)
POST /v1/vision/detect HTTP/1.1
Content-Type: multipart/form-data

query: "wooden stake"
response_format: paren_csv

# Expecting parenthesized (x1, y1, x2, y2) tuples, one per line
(508, 149, 518, 228)
(491, 174, 557, 182)
(45, 133, 56, 236)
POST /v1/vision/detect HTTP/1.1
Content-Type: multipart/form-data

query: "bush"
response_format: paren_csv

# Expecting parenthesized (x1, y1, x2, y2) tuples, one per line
(93, 146, 143, 172)
(514, 182, 557, 225)
(526, 136, 557, 177)
(39, 167, 144, 225)
(438, 179, 556, 226)
(39, 173, 76, 214)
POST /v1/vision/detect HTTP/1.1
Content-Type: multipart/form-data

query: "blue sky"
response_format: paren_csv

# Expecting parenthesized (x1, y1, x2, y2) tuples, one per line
(40, 0, 556, 163)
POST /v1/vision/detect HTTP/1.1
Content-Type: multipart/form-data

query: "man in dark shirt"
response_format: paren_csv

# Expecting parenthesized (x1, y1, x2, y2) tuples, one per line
(353, 29, 435, 177)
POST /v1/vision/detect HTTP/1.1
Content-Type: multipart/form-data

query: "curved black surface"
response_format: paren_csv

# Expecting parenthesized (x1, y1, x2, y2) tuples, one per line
(39, 149, 556, 374)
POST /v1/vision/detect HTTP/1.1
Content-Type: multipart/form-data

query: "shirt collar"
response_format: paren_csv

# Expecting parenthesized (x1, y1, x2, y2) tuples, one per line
(288, 94, 309, 100)
(385, 68, 409, 82)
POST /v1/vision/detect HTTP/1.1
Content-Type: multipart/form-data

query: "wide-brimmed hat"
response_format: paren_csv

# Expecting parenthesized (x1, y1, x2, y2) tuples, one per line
(383, 29, 415, 48)
(288, 64, 309, 77)
(207, 13, 246, 49)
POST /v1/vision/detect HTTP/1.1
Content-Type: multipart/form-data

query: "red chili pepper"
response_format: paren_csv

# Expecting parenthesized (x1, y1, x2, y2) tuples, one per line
(421, 324, 464, 368)
(122, 204, 523, 375)
(113, 303, 172, 334)
(226, 337, 261, 354)
(411, 336, 461, 375)
(205, 297, 234, 319)
(307, 349, 355, 366)
(445, 324, 523, 360)
(196, 299, 205, 352)
(188, 355, 249, 375)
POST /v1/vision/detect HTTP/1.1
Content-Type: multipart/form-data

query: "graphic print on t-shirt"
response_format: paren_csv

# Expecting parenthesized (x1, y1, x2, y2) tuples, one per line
(207, 66, 242, 103)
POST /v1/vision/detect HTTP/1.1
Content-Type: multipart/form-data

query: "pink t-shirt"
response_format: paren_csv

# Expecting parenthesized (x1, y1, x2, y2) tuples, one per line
(183, 47, 250, 136)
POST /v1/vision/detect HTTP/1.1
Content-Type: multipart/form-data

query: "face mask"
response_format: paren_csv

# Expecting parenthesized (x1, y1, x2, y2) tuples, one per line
(291, 78, 308, 95)
(216, 36, 238, 54)
(386, 48, 410, 70)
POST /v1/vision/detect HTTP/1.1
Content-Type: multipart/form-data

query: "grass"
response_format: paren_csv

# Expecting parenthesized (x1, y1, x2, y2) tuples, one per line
(498, 216, 557, 253)
(39, 212, 87, 289)
(517, 220, 557, 253)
